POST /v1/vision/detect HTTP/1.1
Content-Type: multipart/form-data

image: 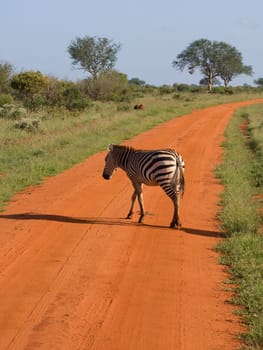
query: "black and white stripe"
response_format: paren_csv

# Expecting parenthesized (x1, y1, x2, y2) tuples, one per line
(102, 144, 185, 229)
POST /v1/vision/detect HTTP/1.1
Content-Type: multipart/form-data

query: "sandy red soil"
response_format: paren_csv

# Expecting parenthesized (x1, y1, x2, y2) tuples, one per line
(0, 99, 263, 350)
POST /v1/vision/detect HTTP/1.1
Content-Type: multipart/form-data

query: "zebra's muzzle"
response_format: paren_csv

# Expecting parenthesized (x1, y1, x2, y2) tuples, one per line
(103, 173, 111, 180)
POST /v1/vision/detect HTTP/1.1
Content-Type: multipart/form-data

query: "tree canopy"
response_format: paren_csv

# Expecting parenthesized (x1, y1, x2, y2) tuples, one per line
(128, 77, 146, 86)
(172, 39, 252, 91)
(254, 78, 263, 87)
(68, 36, 121, 80)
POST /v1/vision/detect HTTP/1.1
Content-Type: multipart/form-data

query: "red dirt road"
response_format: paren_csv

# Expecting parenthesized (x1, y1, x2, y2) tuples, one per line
(0, 100, 262, 350)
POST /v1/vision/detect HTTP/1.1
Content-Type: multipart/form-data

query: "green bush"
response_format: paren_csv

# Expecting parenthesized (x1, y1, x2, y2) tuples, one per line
(11, 71, 48, 95)
(0, 94, 13, 107)
(62, 84, 91, 111)
(175, 84, 190, 92)
(172, 93, 181, 99)
(158, 85, 174, 95)
(10, 71, 50, 111)
(0, 103, 27, 119)
(44, 79, 91, 111)
(213, 86, 234, 94)
(13, 117, 41, 132)
(116, 103, 130, 111)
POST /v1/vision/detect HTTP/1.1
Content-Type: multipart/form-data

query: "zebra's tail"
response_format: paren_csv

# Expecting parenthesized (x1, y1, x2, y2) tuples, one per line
(175, 153, 185, 197)
(179, 165, 185, 197)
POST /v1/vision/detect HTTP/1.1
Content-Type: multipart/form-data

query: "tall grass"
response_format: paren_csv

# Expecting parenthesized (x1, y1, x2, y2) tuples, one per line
(216, 104, 263, 350)
(0, 91, 262, 210)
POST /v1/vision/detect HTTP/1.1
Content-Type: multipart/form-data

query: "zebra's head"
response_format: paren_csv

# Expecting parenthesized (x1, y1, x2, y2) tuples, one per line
(102, 144, 117, 180)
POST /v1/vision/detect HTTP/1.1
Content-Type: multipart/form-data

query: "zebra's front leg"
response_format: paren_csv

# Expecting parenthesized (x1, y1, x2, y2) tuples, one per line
(126, 190, 137, 219)
(137, 191, 145, 223)
(127, 182, 145, 223)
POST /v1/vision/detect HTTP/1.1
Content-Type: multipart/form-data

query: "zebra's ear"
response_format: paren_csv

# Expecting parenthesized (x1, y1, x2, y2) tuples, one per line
(107, 144, 114, 151)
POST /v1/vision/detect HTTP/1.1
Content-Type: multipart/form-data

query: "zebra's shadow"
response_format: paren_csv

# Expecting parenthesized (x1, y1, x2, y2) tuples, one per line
(0, 212, 223, 238)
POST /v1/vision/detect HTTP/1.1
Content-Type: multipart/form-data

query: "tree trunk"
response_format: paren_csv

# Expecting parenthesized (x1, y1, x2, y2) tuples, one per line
(207, 75, 213, 92)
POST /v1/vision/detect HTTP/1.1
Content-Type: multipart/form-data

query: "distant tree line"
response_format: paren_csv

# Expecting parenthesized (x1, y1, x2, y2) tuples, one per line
(0, 36, 262, 114)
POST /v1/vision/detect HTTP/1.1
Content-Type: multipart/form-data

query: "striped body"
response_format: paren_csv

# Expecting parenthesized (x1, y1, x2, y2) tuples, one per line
(102, 144, 185, 229)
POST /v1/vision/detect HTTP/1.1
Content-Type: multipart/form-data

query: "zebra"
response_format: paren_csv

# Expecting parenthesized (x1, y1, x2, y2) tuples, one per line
(102, 144, 185, 229)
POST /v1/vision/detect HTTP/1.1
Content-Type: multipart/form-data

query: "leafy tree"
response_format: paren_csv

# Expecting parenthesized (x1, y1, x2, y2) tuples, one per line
(217, 43, 252, 87)
(172, 39, 252, 91)
(128, 77, 146, 86)
(68, 36, 121, 79)
(0, 61, 14, 93)
(254, 78, 263, 87)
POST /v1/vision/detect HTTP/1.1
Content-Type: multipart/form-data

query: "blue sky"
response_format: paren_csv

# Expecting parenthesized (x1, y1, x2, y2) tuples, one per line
(1, 0, 262, 86)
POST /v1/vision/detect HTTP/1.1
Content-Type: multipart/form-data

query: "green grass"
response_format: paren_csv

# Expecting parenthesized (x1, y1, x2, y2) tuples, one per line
(216, 104, 263, 350)
(0, 90, 262, 210)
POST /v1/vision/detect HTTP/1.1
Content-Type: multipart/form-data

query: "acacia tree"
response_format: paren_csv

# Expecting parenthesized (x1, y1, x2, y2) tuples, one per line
(254, 78, 263, 87)
(68, 36, 121, 80)
(217, 42, 252, 87)
(128, 77, 146, 86)
(172, 39, 252, 91)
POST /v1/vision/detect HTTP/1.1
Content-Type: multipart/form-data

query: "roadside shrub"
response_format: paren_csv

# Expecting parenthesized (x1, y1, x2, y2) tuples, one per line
(189, 85, 204, 93)
(213, 87, 234, 94)
(0, 94, 13, 107)
(172, 93, 181, 99)
(80, 71, 130, 101)
(44, 79, 91, 111)
(158, 85, 174, 95)
(13, 118, 41, 132)
(117, 103, 130, 111)
(62, 84, 91, 111)
(11, 71, 48, 110)
(0, 103, 27, 119)
(23, 95, 48, 110)
(175, 84, 190, 92)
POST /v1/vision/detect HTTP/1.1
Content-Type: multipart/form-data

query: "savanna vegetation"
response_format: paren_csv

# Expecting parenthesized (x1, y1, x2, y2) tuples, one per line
(0, 82, 262, 211)
(1, 34, 263, 349)
(216, 104, 263, 350)
(0, 41, 263, 211)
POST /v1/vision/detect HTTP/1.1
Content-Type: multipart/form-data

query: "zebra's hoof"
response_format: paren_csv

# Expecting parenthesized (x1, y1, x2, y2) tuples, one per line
(170, 222, 181, 229)
(138, 217, 144, 224)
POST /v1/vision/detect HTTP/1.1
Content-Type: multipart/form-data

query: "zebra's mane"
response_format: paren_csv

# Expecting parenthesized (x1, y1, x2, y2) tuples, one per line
(108, 144, 175, 154)
(108, 144, 136, 153)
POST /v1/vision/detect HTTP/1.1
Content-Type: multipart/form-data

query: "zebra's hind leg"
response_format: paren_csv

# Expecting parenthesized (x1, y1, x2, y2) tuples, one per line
(170, 218, 181, 229)
(170, 215, 181, 229)
(169, 194, 181, 229)
(160, 184, 181, 229)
